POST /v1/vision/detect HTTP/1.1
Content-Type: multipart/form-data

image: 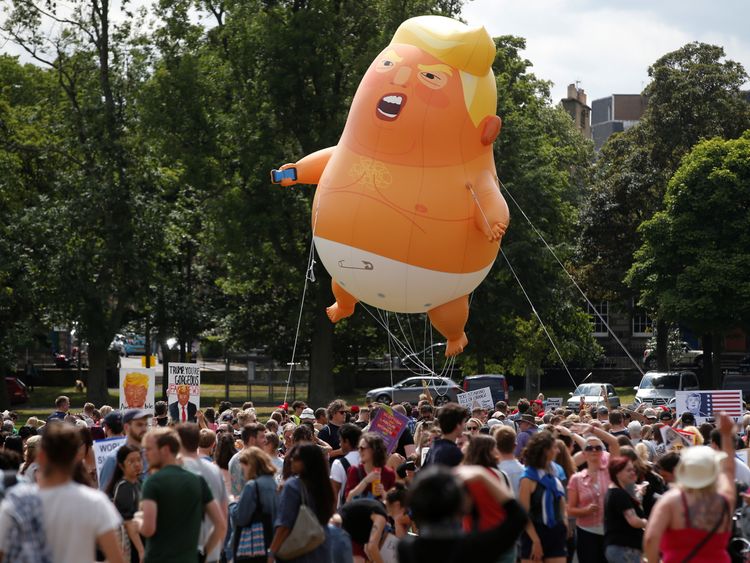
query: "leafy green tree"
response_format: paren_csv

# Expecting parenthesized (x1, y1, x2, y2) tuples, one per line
(628, 132, 750, 387)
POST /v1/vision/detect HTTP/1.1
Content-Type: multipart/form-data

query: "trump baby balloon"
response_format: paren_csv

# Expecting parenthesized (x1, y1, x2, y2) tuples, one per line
(273, 15, 509, 356)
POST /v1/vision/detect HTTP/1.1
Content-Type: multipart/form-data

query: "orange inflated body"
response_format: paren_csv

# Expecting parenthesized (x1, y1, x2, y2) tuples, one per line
(275, 16, 509, 356)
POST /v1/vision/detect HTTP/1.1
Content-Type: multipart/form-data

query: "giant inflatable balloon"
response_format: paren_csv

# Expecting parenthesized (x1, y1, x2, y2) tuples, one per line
(272, 15, 509, 356)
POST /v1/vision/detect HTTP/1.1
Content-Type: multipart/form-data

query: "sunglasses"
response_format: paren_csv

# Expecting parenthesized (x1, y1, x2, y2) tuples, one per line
(466, 426, 479, 431)
(585, 445, 604, 452)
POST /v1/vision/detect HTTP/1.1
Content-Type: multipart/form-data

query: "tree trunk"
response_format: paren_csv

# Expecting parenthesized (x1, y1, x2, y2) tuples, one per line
(0, 366, 11, 410)
(656, 319, 669, 371)
(308, 278, 335, 407)
(711, 331, 723, 389)
(87, 342, 110, 406)
(700, 332, 713, 389)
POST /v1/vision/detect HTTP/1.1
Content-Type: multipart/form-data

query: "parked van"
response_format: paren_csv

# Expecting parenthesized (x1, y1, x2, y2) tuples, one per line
(463, 374, 509, 405)
(633, 370, 700, 407)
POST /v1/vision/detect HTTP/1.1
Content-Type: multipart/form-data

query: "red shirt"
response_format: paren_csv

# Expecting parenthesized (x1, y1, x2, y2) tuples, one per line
(343, 464, 396, 500)
(463, 467, 507, 531)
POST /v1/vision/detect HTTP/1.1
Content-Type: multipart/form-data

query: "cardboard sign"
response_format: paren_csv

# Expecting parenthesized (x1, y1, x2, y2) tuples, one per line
(93, 436, 127, 484)
(660, 425, 694, 450)
(167, 362, 201, 423)
(546, 398, 563, 410)
(675, 390, 743, 425)
(457, 387, 494, 411)
(380, 533, 399, 563)
(370, 405, 409, 455)
(119, 368, 155, 413)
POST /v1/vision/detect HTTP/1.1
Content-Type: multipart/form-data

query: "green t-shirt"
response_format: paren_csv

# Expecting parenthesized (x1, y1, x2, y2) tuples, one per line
(142, 464, 213, 563)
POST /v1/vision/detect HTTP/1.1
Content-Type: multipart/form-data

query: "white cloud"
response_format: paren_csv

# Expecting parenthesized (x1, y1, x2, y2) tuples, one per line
(462, 0, 750, 104)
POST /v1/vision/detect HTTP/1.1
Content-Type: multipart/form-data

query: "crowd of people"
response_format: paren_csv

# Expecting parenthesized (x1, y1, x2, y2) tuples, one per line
(0, 391, 747, 563)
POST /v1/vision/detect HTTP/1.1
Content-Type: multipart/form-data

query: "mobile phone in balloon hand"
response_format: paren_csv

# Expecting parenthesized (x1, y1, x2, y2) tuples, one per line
(270, 168, 297, 183)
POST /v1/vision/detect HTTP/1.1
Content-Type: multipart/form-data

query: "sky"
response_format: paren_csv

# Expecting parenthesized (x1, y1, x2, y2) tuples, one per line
(461, 0, 750, 105)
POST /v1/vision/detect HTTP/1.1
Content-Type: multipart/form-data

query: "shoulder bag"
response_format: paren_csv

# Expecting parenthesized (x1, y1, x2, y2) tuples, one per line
(277, 481, 326, 559)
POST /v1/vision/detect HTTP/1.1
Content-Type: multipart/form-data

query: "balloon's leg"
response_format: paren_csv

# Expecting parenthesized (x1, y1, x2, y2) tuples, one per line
(326, 280, 358, 323)
(427, 295, 469, 356)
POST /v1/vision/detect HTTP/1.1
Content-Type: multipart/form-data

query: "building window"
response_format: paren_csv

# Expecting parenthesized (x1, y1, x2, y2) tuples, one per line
(588, 301, 608, 337)
(632, 301, 652, 337)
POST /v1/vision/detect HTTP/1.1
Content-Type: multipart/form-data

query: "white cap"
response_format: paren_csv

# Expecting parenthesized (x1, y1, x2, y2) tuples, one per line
(300, 408, 315, 420)
(676, 446, 727, 489)
(627, 421, 642, 434)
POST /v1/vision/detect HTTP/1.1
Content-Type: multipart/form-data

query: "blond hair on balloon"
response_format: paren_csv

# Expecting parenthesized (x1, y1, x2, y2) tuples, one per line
(391, 15, 497, 126)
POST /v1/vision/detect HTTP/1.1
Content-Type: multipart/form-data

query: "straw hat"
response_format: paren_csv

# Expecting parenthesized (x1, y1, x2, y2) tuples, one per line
(675, 446, 727, 489)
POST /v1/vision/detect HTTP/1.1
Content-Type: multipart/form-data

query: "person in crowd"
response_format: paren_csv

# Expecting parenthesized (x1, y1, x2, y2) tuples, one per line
(709, 427, 750, 484)
(198, 428, 217, 461)
(617, 446, 665, 517)
(177, 423, 228, 563)
(20, 434, 41, 483)
(106, 444, 145, 563)
(338, 496, 388, 562)
(47, 395, 70, 422)
(153, 401, 169, 427)
(518, 431, 568, 563)
(645, 413, 736, 563)
(228, 447, 279, 562)
(397, 465, 527, 562)
(263, 431, 284, 476)
(229, 423, 267, 498)
(99, 409, 150, 492)
(466, 417, 483, 436)
(494, 425, 525, 495)
(463, 434, 516, 563)
(603, 456, 646, 563)
(514, 414, 538, 458)
(607, 411, 629, 437)
(423, 403, 468, 467)
(384, 484, 412, 537)
(567, 430, 618, 563)
(344, 432, 396, 502)
(136, 427, 226, 563)
(268, 443, 336, 562)
(290, 401, 307, 426)
(655, 451, 680, 485)
(0, 423, 124, 563)
(314, 408, 328, 432)
(330, 423, 362, 507)
(319, 400, 348, 463)
(215, 431, 237, 499)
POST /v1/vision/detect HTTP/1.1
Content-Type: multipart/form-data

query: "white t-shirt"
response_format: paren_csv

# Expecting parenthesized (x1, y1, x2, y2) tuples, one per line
(0, 482, 121, 563)
(735, 457, 750, 485)
(330, 450, 360, 505)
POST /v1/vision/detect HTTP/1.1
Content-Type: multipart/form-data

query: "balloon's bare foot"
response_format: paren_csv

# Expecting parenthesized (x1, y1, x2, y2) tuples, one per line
(326, 303, 354, 323)
(445, 333, 468, 356)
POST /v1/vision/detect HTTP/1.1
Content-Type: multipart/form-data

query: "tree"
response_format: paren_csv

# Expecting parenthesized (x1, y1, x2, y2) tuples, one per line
(627, 132, 750, 387)
(2, 1, 169, 404)
(580, 42, 750, 373)
(464, 35, 601, 378)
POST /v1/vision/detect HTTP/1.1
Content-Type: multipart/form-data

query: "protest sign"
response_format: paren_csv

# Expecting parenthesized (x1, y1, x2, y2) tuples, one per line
(93, 436, 127, 484)
(675, 389, 743, 425)
(380, 533, 399, 563)
(369, 405, 409, 455)
(457, 387, 494, 411)
(546, 398, 563, 410)
(660, 425, 694, 450)
(119, 368, 155, 414)
(167, 362, 201, 423)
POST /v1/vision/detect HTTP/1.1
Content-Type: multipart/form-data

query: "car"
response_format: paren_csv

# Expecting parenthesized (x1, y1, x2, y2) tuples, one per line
(567, 383, 621, 410)
(365, 376, 461, 406)
(643, 341, 703, 370)
(124, 335, 146, 357)
(6, 377, 29, 405)
(633, 370, 700, 407)
(722, 374, 750, 403)
(463, 374, 509, 404)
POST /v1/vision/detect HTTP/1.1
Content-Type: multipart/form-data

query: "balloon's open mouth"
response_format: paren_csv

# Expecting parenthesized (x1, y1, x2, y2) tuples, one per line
(376, 93, 406, 121)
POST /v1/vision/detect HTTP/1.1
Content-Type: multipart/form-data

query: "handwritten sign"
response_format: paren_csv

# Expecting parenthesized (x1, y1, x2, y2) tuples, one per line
(457, 387, 494, 411)
(369, 405, 409, 455)
(167, 362, 201, 422)
(93, 436, 127, 484)
(546, 398, 563, 410)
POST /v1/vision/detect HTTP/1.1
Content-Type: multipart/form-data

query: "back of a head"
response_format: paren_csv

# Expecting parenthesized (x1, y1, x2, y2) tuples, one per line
(198, 429, 216, 450)
(242, 422, 264, 445)
(154, 401, 168, 417)
(293, 444, 335, 524)
(41, 424, 81, 473)
(493, 425, 517, 455)
(176, 423, 200, 453)
(339, 423, 363, 448)
(407, 465, 463, 525)
(436, 403, 468, 434)
(609, 411, 623, 426)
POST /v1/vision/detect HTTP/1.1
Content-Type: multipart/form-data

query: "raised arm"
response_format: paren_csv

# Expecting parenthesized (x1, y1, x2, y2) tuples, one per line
(273, 147, 336, 187)
(717, 412, 737, 507)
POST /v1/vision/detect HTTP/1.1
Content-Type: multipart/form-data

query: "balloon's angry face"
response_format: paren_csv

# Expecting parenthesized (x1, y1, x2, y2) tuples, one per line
(344, 44, 483, 164)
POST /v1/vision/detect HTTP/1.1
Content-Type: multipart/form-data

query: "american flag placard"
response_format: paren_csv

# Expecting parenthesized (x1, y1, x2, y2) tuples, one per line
(675, 390, 744, 424)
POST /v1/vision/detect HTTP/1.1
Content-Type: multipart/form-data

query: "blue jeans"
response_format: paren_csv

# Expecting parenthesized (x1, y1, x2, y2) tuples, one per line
(605, 545, 642, 563)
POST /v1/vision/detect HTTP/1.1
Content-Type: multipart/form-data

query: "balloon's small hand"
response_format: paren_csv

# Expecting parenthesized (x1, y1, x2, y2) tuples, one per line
(485, 222, 506, 242)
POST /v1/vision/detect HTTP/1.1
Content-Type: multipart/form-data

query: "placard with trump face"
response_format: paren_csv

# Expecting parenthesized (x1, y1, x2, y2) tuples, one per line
(119, 368, 155, 413)
(167, 362, 200, 423)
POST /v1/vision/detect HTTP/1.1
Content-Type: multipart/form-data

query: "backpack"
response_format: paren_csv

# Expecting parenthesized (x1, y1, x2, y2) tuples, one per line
(3, 482, 53, 563)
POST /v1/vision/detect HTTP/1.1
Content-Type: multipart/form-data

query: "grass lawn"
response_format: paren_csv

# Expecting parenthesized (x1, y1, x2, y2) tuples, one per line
(12, 382, 637, 425)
